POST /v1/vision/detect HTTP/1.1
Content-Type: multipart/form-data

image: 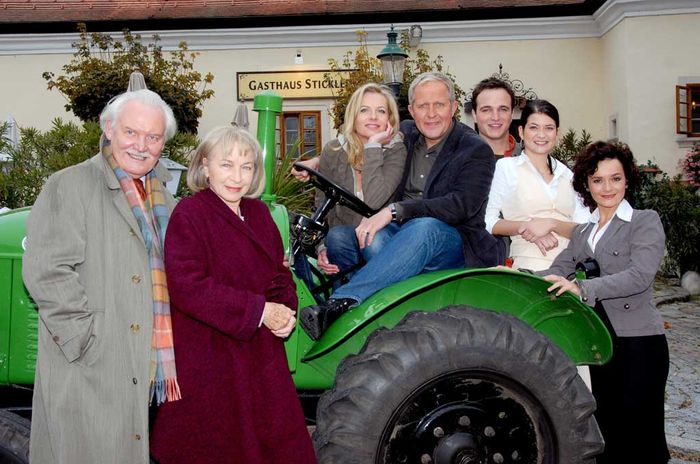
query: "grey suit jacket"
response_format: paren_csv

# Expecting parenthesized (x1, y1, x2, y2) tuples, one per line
(540, 209, 665, 337)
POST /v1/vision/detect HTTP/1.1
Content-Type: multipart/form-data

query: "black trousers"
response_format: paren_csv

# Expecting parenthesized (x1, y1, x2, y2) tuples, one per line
(590, 304, 670, 464)
(149, 403, 160, 464)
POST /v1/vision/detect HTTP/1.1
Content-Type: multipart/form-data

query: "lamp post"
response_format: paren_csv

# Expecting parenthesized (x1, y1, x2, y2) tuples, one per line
(158, 157, 187, 196)
(377, 25, 408, 99)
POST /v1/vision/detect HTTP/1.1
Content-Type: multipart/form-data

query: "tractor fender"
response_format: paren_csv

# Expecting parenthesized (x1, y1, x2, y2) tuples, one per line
(302, 268, 612, 367)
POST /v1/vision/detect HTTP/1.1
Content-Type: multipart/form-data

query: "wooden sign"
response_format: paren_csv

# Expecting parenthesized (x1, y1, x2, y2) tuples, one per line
(237, 70, 353, 100)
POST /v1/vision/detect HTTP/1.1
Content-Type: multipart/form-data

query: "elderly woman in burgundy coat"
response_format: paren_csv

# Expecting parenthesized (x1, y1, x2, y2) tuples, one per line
(150, 127, 316, 463)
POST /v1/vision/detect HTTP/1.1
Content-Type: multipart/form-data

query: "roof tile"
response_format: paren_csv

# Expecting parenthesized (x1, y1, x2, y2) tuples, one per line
(0, 0, 589, 25)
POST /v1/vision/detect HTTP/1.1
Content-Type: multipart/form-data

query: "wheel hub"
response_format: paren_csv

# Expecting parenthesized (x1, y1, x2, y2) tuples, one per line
(379, 374, 545, 463)
(434, 432, 480, 464)
(414, 403, 487, 463)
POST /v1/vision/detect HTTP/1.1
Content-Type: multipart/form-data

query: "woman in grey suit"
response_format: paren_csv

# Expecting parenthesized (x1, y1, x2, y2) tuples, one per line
(539, 141, 670, 463)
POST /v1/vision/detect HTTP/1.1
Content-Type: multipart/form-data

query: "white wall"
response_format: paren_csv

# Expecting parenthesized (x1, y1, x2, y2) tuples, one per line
(193, 37, 608, 145)
(194, 46, 350, 143)
(429, 37, 605, 140)
(601, 13, 700, 173)
(2, 37, 606, 148)
(0, 54, 81, 129)
(2, 10, 699, 175)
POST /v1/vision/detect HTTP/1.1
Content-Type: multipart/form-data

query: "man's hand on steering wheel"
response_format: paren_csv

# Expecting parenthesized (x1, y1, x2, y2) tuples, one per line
(356, 207, 392, 249)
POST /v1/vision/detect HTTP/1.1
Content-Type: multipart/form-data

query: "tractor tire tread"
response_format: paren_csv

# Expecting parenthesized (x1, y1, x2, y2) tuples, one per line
(313, 306, 603, 463)
(0, 410, 30, 464)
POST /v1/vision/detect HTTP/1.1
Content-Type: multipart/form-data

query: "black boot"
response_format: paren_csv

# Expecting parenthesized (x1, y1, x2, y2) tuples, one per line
(300, 298, 357, 340)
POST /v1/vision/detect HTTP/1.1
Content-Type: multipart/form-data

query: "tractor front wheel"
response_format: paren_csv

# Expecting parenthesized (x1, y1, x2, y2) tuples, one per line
(313, 306, 603, 463)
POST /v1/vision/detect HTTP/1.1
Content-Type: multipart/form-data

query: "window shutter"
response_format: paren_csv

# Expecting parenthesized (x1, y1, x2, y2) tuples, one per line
(676, 85, 691, 134)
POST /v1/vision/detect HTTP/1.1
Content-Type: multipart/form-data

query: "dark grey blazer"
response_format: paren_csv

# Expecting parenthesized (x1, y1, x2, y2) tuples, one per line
(541, 208, 666, 337)
(398, 119, 502, 267)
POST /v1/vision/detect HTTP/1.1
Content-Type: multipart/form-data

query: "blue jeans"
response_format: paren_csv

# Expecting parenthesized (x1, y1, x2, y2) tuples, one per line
(292, 224, 393, 295)
(325, 224, 394, 276)
(332, 217, 465, 304)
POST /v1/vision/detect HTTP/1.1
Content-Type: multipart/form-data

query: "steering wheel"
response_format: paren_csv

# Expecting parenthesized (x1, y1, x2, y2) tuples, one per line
(290, 162, 379, 302)
(292, 162, 377, 218)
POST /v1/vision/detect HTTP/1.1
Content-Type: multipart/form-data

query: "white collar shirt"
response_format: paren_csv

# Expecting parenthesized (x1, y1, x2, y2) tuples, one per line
(484, 153, 589, 233)
(586, 199, 633, 252)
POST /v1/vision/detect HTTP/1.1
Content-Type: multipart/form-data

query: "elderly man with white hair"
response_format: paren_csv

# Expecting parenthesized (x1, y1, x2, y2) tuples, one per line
(23, 89, 180, 464)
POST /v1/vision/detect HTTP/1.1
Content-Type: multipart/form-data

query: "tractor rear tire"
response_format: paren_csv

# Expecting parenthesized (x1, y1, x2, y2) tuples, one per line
(0, 410, 30, 464)
(313, 306, 603, 463)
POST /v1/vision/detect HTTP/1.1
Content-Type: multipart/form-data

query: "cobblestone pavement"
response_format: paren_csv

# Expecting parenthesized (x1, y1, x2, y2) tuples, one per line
(655, 282, 700, 464)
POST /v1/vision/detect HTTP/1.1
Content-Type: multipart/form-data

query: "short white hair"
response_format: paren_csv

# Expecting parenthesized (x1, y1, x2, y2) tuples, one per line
(99, 89, 177, 141)
(408, 72, 456, 105)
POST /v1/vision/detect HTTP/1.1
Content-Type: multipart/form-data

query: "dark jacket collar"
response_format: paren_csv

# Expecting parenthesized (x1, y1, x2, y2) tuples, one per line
(398, 118, 472, 197)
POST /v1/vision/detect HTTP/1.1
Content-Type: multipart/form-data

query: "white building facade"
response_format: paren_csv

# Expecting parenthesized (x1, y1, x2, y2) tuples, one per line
(1, 0, 699, 174)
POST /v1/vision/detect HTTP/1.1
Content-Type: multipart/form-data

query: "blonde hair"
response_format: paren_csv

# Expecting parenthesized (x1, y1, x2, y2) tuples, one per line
(341, 83, 400, 169)
(187, 126, 265, 198)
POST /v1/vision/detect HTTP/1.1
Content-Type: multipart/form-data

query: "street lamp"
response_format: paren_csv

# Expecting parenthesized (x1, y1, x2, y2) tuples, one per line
(158, 157, 188, 196)
(377, 25, 408, 99)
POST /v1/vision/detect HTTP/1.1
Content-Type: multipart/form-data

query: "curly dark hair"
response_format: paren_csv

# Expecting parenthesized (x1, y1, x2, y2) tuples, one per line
(573, 140, 640, 209)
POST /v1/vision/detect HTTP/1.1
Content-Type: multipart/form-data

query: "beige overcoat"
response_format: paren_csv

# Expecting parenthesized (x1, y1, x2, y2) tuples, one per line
(22, 153, 175, 464)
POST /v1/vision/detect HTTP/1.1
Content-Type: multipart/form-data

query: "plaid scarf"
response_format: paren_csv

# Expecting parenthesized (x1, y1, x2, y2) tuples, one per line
(102, 139, 181, 406)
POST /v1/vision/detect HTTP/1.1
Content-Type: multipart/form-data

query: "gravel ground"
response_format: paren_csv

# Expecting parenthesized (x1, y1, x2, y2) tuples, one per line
(657, 283, 700, 464)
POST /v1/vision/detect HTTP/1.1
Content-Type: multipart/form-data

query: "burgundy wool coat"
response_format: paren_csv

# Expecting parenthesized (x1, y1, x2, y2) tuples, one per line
(150, 189, 316, 464)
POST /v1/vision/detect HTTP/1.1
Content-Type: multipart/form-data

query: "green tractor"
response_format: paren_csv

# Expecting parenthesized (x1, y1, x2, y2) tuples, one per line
(0, 92, 611, 464)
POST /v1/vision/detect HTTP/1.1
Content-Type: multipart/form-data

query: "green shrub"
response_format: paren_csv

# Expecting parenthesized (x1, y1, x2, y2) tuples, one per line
(634, 173, 700, 276)
(0, 119, 100, 208)
(0, 120, 313, 214)
(551, 128, 592, 167)
(271, 140, 314, 216)
(679, 142, 700, 187)
(42, 23, 214, 134)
